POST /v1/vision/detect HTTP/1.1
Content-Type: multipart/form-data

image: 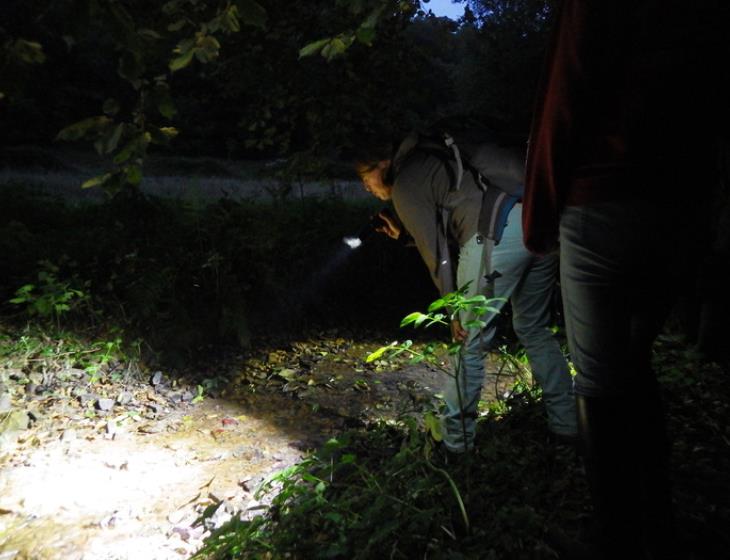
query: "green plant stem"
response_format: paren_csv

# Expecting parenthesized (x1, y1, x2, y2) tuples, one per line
(424, 454, 470, 533)
(452, 353, 470, 455)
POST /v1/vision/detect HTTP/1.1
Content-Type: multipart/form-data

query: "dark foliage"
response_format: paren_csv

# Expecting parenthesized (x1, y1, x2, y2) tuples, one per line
(0, 185, 436, 363)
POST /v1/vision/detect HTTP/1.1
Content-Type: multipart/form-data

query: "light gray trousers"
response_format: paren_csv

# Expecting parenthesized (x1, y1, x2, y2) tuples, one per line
(442, 204, 577, 452)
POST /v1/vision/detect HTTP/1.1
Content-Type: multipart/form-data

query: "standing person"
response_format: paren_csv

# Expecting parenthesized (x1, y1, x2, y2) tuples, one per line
(355, 131, 577, 455)
(524, 1, 728, 557)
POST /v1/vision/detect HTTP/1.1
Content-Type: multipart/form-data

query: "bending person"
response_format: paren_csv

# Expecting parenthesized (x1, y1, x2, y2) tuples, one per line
(355, 132, 577, 454)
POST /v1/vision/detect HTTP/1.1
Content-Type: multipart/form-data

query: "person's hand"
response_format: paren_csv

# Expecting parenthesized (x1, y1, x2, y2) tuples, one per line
(374, 210, 402, 240)
(450, 319, 468, 343)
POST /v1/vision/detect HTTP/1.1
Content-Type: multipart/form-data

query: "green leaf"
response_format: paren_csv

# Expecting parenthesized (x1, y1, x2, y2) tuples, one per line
(355, 26, 376, 45)
(197, 35, 221, 61)
(366, 344, 394, 363)
(321, 36, 351, 60)
(56, 116, 111, 142)
(299, 38, 330, 59)
(12, 39, 46, 65)
(137, 28, 161, 40)
(234, 0, 267, 29)
(149, 125, 178, 145)
(157, 96, 177, 119)
(427, 298, 447, 313)
(169, 46, 196, 71)
(424, 412, 443, 442)
(167, 19, 186, 32)
(101, 123, 125, 154)
(400, 312, 428, 328)
(81, 173, 113, 189)
(224, 6, 241, 32)
(125, 164, 143, 186)
(113, 133, 149, 164)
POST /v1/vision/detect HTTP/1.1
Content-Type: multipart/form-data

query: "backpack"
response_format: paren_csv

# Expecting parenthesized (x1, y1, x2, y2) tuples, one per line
(402, 122, 526, 245)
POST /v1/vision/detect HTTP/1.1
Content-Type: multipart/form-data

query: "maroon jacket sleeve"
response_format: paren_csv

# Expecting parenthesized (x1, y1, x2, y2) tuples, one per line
(523, 1, 620, 255)
(522, 0, 585, 254)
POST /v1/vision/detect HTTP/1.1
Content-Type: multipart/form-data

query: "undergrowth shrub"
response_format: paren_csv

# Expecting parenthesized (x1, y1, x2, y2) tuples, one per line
(0, 185, 434, 362)
(193, 384, 576, 560)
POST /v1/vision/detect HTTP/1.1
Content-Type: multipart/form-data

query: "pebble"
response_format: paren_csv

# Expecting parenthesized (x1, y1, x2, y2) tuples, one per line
(96, 398, 115, 411)
(77, 393, 97, 406)
(204, 502, 234, 530)
(151, 371, 163, 386)
(60, 428, 77, 442)
(0, 393, 12, 412)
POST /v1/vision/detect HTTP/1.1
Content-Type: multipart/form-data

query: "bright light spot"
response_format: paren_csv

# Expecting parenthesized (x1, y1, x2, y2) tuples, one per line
(343, 236, 362, 249)
(425, 0, 465, 20)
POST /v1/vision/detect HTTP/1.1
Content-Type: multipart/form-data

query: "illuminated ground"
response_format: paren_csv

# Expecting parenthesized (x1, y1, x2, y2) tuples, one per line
(0, 336, 523, 559)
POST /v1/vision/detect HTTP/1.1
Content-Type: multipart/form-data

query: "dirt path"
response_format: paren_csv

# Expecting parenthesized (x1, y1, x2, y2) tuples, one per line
(0, 336, 523, 560)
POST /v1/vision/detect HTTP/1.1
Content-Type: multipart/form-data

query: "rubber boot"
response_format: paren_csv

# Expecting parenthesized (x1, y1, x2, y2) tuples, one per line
(576, 392, 684, 560)
(576, 394, 646, 559)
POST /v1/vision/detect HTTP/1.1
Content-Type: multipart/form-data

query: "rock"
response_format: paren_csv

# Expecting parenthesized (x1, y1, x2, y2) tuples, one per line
(60, 429, 77, 442)
(171, 526, 192, 542)
(0, 393, 12, 412)
(77, 393, 97, 406)
(150, 371, 163, 386)
(146, 402, 163, 415)
(180, 390, 195, 402)
(204, 502, 234, 530)
(116, 391, 133, 405)
(105, 420, 118, 436)
(167, 508, 188, 525)
(0, 409, 30, 434)
(96, 398, 115, 412)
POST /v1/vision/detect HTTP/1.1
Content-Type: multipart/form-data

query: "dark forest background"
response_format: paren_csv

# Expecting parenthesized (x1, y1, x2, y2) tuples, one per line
(0, 0, 555, 161)
(0, 0, 569, 357)
(2, 3, 730, 559)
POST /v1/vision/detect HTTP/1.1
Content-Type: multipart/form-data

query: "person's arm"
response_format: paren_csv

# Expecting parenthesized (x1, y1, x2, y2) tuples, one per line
(392, 154, 455, 296)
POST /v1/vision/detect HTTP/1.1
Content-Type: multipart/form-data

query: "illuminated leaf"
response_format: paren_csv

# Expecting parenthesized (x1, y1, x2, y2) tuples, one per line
(11, 39, 46, 64)
(400, 312, 428, 328)
(169, 46, 196, 71)
(125, 164, 142, 186)
(366, 343, 397, 363)
(299, 38, 330, 59)
(424, 412, 443, 442)
(321, 36, 351, 60)
(427, 298, 447, 312)
(81, 173, 113, 189)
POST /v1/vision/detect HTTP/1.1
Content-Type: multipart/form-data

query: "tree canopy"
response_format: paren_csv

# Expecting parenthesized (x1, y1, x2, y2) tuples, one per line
(1, 0, 557, 188)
